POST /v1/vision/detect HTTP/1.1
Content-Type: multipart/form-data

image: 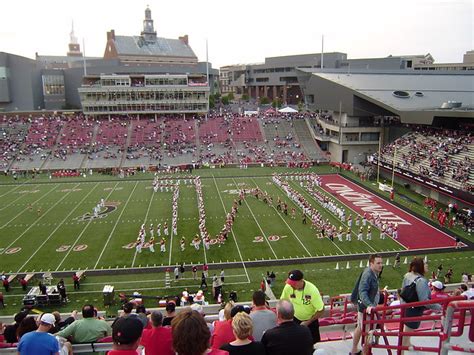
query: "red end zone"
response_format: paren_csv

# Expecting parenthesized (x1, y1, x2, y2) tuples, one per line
(320, 175, 456, 250)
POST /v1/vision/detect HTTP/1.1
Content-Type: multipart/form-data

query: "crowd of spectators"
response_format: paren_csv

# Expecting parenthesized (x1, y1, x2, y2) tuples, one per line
(377, 127, 473, 192)
(1, 111, 326, 171)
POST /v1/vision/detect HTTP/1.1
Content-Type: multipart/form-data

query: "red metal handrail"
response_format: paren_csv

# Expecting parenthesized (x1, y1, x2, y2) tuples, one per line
(362, 296, 466, 355)
(441, 300, 474, 355)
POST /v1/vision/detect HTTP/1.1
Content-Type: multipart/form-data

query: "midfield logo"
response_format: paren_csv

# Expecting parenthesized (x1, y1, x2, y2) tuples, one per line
(74, 202, 121, 221)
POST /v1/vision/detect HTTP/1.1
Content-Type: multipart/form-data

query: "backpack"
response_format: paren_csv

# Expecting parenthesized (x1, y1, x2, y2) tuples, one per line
(400, 276, 421, 303)
(350, 271, 364, 304)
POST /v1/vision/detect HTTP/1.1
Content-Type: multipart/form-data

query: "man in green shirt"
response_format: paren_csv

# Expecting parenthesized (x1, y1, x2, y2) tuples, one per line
(56, 304, 111, 343)
(281, 269, 324, 343)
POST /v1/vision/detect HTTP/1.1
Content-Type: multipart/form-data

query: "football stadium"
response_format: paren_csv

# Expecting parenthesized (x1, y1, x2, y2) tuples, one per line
(0, 3, 473, 355)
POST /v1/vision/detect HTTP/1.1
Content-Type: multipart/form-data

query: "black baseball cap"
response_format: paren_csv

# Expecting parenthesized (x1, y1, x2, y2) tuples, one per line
(112, 317, 143, 345)
(230, 305, 251, 318)
(286, 270, 304, 288)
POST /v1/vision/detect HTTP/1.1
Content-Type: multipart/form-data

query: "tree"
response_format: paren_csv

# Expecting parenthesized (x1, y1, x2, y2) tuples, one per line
(227, 92, 235, 101)
(221, 95, 230, 105)
(298, 101, 304, 112)
(272, 98, 282, 109)
(241, 94, 249, 101)
(209, 94, 215, 109)
(259, 96, 270, 105)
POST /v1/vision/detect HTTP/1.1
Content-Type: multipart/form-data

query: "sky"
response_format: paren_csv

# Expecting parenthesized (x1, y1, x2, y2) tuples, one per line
(1, 0, 472, 68)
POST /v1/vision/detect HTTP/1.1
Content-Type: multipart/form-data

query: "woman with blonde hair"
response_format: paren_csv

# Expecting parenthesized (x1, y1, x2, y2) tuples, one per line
(220, 312, 265, 355)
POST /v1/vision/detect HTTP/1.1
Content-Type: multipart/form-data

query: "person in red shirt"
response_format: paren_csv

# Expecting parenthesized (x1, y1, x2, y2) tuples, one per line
(430, 281, 449, 300)
(430, 208, 435, 220)
(140, 311, 173, 355)
(109, 316, 144, 355)
(390, 190, 394, 201)
(211, 305, 252, 349)
(172, 308, 228, 355)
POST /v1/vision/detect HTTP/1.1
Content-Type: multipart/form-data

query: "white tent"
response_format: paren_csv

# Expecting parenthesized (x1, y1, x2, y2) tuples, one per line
(278, 106, 298, 113)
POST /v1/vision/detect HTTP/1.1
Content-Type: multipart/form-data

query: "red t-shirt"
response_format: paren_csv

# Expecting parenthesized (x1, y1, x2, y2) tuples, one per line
(210, 320, 253, 349)
(107, 350, 140, 355)
(140, 326, 174, 355)
(431, 291, 449, 300)
(210, 320, 234, 349)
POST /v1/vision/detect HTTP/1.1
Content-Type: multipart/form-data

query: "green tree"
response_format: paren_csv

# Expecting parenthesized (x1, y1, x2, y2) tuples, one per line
(272, 98, 282, 109)
(221, 95, 230, 105)
(241, 94, 249, 101)
(259, 96, 270, 105)
(227, 92, 235, 101)
(298, 101, 304, 112)
(209, 94, 215, 109)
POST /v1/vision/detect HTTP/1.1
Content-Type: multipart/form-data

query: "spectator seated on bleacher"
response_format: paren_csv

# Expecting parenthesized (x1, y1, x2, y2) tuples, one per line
(55, 304, 111, 343)
(140, 310, 174, 355)
(109, 316, 144, 355)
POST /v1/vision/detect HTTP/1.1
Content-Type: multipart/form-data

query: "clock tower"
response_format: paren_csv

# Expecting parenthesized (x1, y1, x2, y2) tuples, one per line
(67, 21, 82, 57)
(141, 6, 157, 43)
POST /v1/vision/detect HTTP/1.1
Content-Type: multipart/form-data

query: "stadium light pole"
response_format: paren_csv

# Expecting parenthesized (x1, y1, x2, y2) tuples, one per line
(391, 145, 397, 187)
(206, 38, 209, 120)
(377, 132, 381, 184)
(82, 38, 87, 77)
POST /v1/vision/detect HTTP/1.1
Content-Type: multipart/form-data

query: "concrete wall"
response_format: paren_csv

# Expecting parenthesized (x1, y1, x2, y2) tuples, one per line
(0, 53, 40, 111)
(328, 142, 378, 163)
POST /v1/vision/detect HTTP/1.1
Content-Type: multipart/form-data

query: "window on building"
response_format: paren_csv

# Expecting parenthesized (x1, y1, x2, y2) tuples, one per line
(42, 75, 65, 95)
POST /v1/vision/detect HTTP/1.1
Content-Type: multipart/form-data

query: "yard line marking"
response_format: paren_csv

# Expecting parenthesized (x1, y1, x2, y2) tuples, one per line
(16, 182, 101, 272)
(132, 186, 155, 267)
(252, 177, 312, 257)
(0, 183, 79, 254)
(0, 190, 31, 211)
(93, 181, 139, 269)
(0, 181, 29, 198)
(212, 175, 250, 282)
(0, 184, 59, 229)
(56, 182, 120, 271)
(231, 178, 278, 259)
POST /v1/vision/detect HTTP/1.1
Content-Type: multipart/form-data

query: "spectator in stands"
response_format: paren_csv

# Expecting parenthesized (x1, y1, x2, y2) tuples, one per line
(218, 301, 234, 322)
(430, 281, 449, 300)
(109, 316, 144, 355)
(140, 311, 173, 355)
(249, 290, 277, 341)
(135, 305, 150, 329)
(3, 311, 28, 343)
(351, 254, 383, 355)
(220, 312, 264, 355)
(261, 299, 313, 355)
(171, 308, 228, 355)
(280, 269, 324, 344)
(162, 301, 177, 326)
(17, 313, 59, 355)
(401, 258, 441, 352)
(0, 322, 4, 343)
(51, 310, 77, 333)
(456, 284, 474, 299)
(55, 304, 111, 343)
(211, 305, 251, 349)
(16, 316, 38, 340)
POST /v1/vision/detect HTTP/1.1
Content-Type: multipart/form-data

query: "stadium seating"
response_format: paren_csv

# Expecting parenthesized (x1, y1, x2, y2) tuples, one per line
(378, 128, 473, 192)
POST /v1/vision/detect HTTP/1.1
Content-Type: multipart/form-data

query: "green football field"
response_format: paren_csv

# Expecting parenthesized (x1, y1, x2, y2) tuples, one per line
(0, 171, 408, 275)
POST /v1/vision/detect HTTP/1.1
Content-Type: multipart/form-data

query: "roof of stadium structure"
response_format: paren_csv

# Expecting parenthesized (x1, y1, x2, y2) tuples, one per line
(297, 68, 474, 123)
(112, 35, 197, 59)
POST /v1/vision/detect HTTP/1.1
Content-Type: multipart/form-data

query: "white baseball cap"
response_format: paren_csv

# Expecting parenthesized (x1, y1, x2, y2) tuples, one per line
(431, 281, 445, 290)
(40, 313, 56, 325)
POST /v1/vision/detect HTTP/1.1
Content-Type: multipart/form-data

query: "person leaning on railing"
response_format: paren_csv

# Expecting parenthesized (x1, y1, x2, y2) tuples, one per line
(401, 257, 442, 352)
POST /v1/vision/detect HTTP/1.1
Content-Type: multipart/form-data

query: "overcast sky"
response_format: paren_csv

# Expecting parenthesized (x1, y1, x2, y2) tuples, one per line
(1, 0, 472, 68)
